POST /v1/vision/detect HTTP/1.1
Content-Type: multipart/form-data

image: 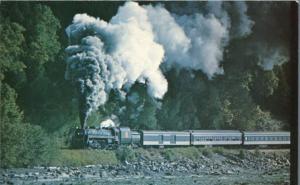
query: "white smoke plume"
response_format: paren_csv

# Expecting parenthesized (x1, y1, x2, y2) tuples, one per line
(100, 118, 118, 128)
(233, 1, 254, 38)
(257, 46, 289, 71)
(65, 2, 254, 127)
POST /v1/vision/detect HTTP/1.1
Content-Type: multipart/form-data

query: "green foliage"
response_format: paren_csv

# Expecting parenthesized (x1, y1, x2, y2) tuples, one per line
(252, 106, 282, 131)
(115, 146, 136, 162)
(254, 149, 262, 157)
(0, 84, 54, 168)
(161, 149, 176, 161)
(238, 149, 246, 159)
(0, 18, 25, 81)
(50, 149, 118, 166)
(161, 147, 201, 161)
(201, 148, 213, 158)
(212, 147, 225, 155)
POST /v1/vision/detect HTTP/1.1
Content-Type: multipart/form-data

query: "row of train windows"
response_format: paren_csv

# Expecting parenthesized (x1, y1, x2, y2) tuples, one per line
(245, 136, 290, 141)
(194, 136, 241, 141)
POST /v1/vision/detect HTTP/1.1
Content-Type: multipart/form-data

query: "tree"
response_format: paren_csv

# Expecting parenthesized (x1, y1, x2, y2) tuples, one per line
(0, 17, 26, 82)
(0, 84, 52, 168)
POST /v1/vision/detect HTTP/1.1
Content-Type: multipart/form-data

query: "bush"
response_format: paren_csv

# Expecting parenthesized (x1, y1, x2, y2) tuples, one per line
(238, 149, 246, 159)
(115, 146, 136, 162)
(202, 148, 213, 158)
(162, 149, 176, 161)
(0, 84, 56, 168)
(254, 149, 261, 157)
(212, 147, 225, 155)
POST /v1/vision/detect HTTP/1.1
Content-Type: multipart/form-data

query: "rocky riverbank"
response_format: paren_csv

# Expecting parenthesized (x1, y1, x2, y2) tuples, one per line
(0, 149, 290, 185)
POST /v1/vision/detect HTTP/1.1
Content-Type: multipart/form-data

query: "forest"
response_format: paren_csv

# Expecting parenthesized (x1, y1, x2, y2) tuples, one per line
(0, 2, 297, 168)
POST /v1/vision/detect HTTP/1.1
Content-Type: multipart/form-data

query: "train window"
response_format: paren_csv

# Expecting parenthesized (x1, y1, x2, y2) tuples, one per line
(170, 135, 176, 144)
(159, 135, 163, 144)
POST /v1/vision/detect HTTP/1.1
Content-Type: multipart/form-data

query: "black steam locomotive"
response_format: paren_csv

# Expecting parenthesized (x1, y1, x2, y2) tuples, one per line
(71, 127, 290, 149)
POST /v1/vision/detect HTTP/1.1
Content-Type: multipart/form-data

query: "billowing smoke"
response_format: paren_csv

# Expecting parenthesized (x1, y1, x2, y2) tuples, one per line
(257, 45, 289, 70)
(233, 1, 254, 38)
(65, 1, 254, 128)
(100, 117, 119, 128)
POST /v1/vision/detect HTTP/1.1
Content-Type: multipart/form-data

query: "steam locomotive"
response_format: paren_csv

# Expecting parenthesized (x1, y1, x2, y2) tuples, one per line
(71, 127, 290, 149)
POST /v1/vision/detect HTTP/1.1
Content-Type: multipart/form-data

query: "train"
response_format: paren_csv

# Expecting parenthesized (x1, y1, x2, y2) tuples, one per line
(71, 126, 290, 149)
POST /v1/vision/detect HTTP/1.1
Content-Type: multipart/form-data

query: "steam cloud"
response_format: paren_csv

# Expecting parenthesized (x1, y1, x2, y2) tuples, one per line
(257, 45, 289, 71)
(65, 1, 254, 128)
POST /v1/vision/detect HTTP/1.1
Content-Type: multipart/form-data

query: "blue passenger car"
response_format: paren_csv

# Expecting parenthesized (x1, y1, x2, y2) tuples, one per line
(190, 130, 243, 145)
(141, 131, 190, 146)
(243, 131, 290, 145)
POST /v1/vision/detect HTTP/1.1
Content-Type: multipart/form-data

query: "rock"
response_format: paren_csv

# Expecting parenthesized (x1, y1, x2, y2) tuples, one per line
(48, 166, 60, 171)
(226, 170, 234, 174)
(100, 171, 108, 178)
(85, 165, 95, 168)
(211, 171, 222, 175)
(60, 172, 70, 178)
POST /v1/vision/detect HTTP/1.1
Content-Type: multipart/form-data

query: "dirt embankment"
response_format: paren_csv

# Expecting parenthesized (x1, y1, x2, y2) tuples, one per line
(0, 148, 290, 185)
